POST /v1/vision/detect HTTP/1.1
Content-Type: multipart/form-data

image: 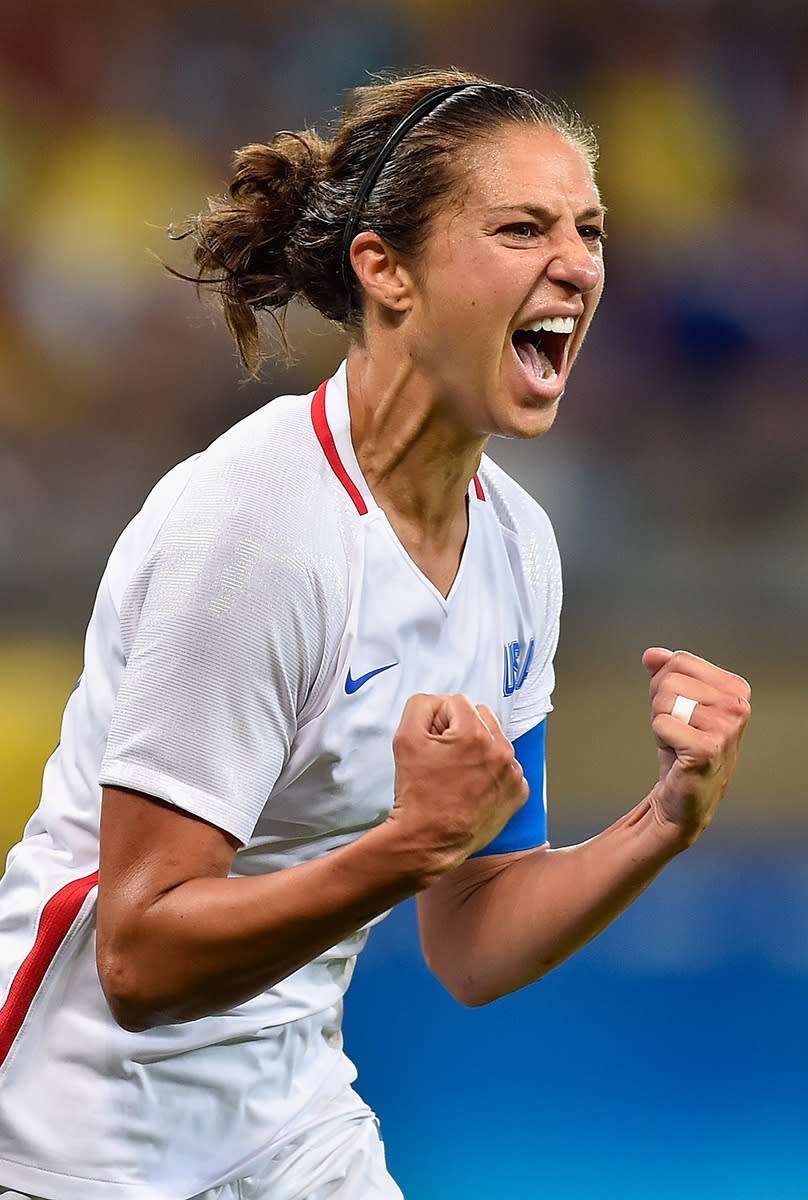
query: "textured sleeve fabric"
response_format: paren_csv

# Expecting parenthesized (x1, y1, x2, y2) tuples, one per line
(99, 433, 340, 845)
(508, 512, 562, 739)
(474, 454, 563, 854)
(479, 454, 563, 742)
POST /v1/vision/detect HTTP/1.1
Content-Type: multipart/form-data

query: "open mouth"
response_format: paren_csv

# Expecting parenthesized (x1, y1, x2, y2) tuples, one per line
(512, 316, 575, 383)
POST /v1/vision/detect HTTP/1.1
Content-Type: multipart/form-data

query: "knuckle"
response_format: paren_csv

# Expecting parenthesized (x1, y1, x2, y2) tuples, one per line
(719, 673, 751, 702)
(392, 724, 415, 753)
(727, 671, 751, 695)
(702, 735, 723, 762)
(711, 696, 749, 729)
(467, 721, 490, 750)
(494, 741, 517, 771)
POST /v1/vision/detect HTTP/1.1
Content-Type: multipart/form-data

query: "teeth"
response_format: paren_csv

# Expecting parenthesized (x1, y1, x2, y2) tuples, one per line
(520, 316, 575, 335)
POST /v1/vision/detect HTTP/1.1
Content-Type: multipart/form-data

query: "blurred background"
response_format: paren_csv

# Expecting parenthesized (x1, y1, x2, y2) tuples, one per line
(0, 0, 806, 1195)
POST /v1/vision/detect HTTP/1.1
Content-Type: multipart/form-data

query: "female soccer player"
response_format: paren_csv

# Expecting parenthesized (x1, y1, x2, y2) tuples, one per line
(0, 69, 750, 1200)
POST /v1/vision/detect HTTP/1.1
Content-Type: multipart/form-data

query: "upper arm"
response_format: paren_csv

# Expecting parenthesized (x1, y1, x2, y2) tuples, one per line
(96, 786, 239, 965)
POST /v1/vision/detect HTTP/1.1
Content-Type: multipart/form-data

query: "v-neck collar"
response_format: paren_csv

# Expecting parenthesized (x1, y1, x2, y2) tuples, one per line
(310, 363, 487, 606)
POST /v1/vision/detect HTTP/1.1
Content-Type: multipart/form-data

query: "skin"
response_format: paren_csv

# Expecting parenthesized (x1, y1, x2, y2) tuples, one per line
(346, 124, 604, 593)
(96, 123, 750, 1030)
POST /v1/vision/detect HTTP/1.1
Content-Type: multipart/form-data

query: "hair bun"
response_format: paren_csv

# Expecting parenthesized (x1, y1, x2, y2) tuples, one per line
(230, 132, 325, 217)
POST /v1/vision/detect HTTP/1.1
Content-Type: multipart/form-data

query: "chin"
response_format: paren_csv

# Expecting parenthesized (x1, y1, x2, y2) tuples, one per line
(496, 397, 561, 440)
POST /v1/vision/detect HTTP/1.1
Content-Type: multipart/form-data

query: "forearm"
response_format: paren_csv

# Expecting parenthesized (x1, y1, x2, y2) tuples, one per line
(420, 647, 751, 1006)
(98, 818, 431, 1031)
(98, 694, 526, 1033)
(418, 796, 687, 1006)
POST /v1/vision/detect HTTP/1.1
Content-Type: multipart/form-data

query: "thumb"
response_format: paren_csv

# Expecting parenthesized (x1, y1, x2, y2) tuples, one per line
(642, 646, 674, 677)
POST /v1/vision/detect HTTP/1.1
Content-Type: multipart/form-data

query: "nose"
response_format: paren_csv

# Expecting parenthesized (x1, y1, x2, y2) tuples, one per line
(546, 230, 603, 295)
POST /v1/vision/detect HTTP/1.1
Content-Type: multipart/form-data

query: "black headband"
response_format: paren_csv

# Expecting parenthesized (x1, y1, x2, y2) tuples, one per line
(340, 83, 474, 292)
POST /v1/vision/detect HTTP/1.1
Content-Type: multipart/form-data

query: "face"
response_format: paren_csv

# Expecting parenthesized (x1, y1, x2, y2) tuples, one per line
(401, 123, 605, 439)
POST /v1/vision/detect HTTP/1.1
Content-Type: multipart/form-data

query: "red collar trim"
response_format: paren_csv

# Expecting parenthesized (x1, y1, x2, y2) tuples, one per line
(311, 377, 486, 512)
(311, 380, 368, 516)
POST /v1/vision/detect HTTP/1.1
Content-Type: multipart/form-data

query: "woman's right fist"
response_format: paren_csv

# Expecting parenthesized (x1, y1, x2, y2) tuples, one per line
(388, 693, 528, 878)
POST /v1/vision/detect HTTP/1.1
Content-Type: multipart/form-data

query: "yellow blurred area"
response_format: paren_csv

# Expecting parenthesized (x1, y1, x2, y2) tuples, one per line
(17, 121, 213, 283)
(0, 637, 81, 860)
(1, 113, 214, 431)
(595, 72, 740, 236)
(0, 99, 37, 216)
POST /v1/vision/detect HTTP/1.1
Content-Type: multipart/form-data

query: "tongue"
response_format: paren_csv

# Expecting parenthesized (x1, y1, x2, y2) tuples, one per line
(514, 337, 556, 380)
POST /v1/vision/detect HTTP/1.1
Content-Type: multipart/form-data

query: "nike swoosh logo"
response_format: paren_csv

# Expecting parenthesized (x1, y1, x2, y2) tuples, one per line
(345, 662, 399, 694)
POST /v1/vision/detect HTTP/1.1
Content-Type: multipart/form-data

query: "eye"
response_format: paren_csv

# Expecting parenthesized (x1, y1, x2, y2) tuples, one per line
(499, 222, 540, 240)
(578, 224, 607, 244)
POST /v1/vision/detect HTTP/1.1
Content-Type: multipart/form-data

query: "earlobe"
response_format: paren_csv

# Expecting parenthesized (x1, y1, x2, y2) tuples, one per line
(349, 231, 413, 313)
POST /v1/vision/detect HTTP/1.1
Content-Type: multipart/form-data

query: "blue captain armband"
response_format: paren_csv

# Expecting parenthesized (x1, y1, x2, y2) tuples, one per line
(472, 719, 548, 856)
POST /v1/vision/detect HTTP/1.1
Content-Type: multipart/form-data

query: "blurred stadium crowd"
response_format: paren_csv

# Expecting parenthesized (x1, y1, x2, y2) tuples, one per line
(1, 0, 806, 640)
(0, 0, 806, 843)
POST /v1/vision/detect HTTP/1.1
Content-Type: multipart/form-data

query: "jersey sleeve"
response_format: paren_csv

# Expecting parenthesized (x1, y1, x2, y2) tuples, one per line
(507, 512, 562, 740)
(475, 470, 562, 856)
(99, 469, 338, 846)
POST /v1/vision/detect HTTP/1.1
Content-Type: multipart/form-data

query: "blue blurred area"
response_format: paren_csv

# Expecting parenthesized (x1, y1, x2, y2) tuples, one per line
(345, 847, 808, 1199)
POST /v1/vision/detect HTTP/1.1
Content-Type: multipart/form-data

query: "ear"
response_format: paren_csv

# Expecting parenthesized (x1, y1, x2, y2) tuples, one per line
(349, 231, 414, 313)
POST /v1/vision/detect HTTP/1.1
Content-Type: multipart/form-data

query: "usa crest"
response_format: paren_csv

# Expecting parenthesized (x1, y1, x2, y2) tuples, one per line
(503, 638, 535, 696)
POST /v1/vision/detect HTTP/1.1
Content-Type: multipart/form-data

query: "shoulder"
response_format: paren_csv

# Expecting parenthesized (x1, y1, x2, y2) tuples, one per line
(476, 453, 559, 563)
(125, 383, 357, 568)
(174, 390, 338, 539)
(102, 378, 363, 640)
(179, 384, 366, 553)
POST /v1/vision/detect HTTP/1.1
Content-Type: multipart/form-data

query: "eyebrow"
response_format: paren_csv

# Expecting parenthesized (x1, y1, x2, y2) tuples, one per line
(491, 203, 608, 221)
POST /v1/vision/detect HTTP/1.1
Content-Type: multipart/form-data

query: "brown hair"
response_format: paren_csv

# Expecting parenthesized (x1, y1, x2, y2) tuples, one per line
(173, 68, 598, 375)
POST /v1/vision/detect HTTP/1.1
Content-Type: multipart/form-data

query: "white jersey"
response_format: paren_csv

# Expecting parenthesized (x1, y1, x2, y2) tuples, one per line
(0, 362, 561, 1200)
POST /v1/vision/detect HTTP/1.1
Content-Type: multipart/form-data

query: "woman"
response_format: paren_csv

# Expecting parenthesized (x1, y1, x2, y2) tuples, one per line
(0, 68, 750, 1200)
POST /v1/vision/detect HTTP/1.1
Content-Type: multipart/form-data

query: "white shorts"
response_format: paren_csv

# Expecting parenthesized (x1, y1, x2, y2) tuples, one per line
(197, 1108, 402, 1200)
(0, 1101, 403, 1200)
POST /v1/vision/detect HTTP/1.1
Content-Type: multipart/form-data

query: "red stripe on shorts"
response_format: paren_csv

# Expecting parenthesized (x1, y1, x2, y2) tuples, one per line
(0, 871, 99, 1066)
(311, 381, 368, 515)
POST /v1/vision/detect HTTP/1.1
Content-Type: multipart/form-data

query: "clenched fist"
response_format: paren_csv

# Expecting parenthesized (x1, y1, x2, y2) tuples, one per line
(643, 647, 751, 845)
(388, 693, 529, 878)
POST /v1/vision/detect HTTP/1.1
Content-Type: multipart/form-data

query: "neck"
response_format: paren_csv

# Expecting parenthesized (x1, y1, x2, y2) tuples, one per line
(345, 345, 486, 533)
(345, 344, 487, 599)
